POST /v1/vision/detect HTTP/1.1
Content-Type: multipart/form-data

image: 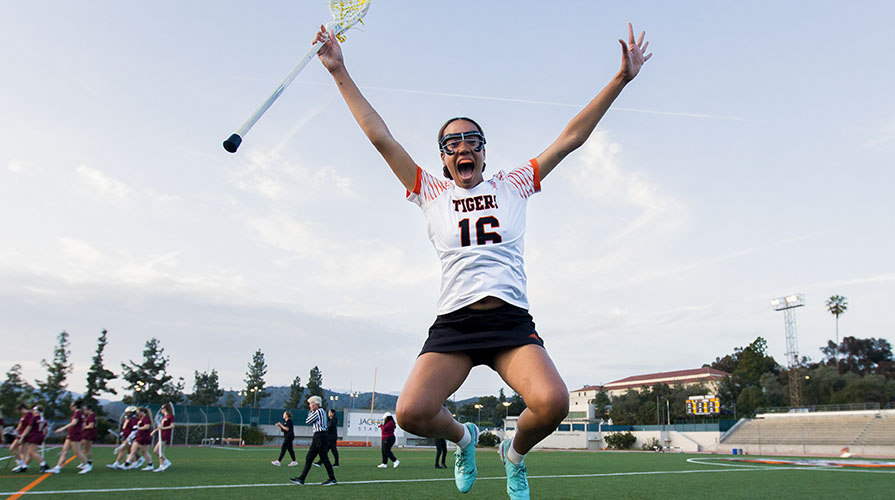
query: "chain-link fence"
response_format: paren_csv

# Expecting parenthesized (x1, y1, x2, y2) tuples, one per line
(105, 405, 343, 446)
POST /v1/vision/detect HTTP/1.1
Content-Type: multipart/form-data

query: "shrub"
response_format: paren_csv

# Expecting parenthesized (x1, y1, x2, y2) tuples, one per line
(242, 425, 266, 445)
(641, 437, 661, 451)
(478, 431, 500, 447)
(604, 431, 636, 450)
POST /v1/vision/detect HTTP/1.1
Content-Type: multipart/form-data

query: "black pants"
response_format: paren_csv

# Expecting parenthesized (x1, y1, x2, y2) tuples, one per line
(435, 438, 447, 466)
(278, 437, 295, 461)
(299, 432, 335, 481)
(316, 435, 339, 466)
(381, 435, 397, 464)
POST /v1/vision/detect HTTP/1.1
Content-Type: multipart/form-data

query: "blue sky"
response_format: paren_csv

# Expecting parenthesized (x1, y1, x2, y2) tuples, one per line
(1, 1, 892, 402)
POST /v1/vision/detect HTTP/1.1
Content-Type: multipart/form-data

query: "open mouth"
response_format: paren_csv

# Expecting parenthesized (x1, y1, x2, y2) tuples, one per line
(457, 160, 475, 179)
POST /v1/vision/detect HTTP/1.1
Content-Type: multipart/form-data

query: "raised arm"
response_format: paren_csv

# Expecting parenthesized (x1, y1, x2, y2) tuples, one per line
(315, 26, 418, 191)
(535, 23, 652, 179)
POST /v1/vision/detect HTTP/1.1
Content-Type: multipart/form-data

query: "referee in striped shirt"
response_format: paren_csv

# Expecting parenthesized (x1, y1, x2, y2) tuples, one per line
(290, 396, 337, 486)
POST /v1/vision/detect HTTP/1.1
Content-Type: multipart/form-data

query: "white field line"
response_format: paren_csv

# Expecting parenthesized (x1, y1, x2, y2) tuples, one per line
(687, 457, 895, 474)
(3, 464, 875, 496)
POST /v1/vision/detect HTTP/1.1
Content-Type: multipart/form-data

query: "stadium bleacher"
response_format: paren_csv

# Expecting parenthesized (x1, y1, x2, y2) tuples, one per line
(722, 410, 895, 454)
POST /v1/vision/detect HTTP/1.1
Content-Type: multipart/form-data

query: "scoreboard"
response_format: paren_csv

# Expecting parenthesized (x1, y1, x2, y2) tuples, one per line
(686, 395, 720, 415)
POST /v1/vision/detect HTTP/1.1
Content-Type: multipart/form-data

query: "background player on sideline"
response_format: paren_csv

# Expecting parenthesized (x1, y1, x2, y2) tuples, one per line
(315, 408, 339, 468)
(78, 404, 97, 472)
(108, 406, 138, 469)
(152, 403, 174, 472)
(272, 411, 298, 466)
(47, 400, 90, 474)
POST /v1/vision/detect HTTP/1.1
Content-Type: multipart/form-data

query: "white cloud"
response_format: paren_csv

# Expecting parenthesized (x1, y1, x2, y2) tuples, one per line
(245, 212, 317, 257)
(569, 131, 685, 244)
(230, 150, 355, 201)
(76, 165, 133, 202)
(6, 159, 25, 173)
(244, 211, 432, 291)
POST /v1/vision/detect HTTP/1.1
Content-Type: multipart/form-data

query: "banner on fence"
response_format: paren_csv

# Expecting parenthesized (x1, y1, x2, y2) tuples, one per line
(345, 411, 404, 438)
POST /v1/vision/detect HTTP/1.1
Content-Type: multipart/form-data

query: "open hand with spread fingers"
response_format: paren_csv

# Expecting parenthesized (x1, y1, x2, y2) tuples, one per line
(619, 22, 652, 82)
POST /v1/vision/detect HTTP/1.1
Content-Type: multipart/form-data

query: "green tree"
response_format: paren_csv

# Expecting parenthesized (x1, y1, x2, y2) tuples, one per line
(802, 364, 846, 405)
(36, 330, 73, 420)
(223, 390, 237, 408)
(736, 386, 765, 415)
(83, 329, 118, 440)
(590, 390, 611, 422)
(457, 402, 477, 423)
(83, 329, 117, 410)
(759, 372, 786, 408)
(839, 337, 894, 376)
(712, 337, 780, 412)
(609, 389, 641, 425)
(285, 376, 304, 410)
(243, 349, 269, 408)
(0, 364, 35, 417)
(836, 374, 895, 404)
(190, 369, 224, 406)
(304, 366, 324, 409)
(825, 295, 848, 371)
(477, 395, 498, 427)
(121, 338, 184, 405)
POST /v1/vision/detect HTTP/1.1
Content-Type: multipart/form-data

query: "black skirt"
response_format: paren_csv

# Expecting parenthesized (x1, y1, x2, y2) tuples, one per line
(419, 303, 545, 368)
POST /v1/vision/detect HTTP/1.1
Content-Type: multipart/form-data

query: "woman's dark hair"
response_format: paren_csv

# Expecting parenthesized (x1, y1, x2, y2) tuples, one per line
(438, 116, 486, 180)
(384, 415, 394, 424)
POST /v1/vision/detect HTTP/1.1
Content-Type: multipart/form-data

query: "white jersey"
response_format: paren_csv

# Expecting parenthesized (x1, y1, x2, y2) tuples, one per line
(407, 159, 541, 314)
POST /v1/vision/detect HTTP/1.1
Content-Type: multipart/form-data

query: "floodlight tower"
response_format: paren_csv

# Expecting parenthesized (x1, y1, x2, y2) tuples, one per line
(771, 294, 806, 408)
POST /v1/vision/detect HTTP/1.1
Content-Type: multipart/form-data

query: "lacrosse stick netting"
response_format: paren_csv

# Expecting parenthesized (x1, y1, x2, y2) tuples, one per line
(223, 0, 371, 153)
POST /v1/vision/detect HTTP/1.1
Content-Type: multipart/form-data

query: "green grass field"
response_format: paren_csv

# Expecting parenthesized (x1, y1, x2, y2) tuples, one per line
(2, 445, 893, 499)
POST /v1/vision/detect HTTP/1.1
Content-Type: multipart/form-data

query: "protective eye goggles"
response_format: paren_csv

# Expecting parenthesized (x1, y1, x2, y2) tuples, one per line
(439, 131, 486, 155)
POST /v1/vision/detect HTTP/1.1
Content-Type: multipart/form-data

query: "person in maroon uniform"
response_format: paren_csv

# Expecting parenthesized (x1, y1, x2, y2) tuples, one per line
(9, 403, 30, 472)
(108, 406, 138, 469)
(377, 413, 400, 468)
(123, 407, 154, 470)
(16, 406, 49, 473)
(77, 404, 97, 471)
(152, 403, 174, 472)
(47, 399, 90, 474)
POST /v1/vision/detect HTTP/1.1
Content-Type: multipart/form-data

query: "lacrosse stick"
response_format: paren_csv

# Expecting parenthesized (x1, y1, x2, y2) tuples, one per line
(223, 0, 371, 153)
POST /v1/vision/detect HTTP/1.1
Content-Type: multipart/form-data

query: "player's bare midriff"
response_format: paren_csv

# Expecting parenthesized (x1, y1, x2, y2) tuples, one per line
(467, 296, 506, 311)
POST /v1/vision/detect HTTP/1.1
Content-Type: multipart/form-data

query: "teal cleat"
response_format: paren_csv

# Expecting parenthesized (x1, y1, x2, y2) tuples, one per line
(499, 438, 530, 500)
(453, 422, 479, 493)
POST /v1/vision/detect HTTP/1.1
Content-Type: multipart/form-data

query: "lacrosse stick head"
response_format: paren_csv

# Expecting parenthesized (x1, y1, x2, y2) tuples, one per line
(326, 0, 371, 41)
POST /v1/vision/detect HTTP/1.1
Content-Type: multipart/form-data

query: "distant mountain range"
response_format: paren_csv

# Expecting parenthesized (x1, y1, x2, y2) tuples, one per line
(99, 387, 480, 416)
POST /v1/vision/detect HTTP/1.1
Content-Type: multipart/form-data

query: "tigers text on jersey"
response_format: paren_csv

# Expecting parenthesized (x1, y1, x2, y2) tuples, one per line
(406, 159, 541, 314)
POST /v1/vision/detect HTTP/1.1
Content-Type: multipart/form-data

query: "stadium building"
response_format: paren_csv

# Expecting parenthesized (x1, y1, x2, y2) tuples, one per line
(506, 367, 734, 451)
(602, 367, 729, 397)
(568, 367, 729, 420)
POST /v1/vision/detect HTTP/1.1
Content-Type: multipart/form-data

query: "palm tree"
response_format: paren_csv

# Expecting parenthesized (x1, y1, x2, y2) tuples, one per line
(825, 295, 848, 371)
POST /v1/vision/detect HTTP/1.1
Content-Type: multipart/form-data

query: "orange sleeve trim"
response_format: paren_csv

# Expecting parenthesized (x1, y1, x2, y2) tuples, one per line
(406, 166, 423, 197)
(530, 158, 541, 192)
